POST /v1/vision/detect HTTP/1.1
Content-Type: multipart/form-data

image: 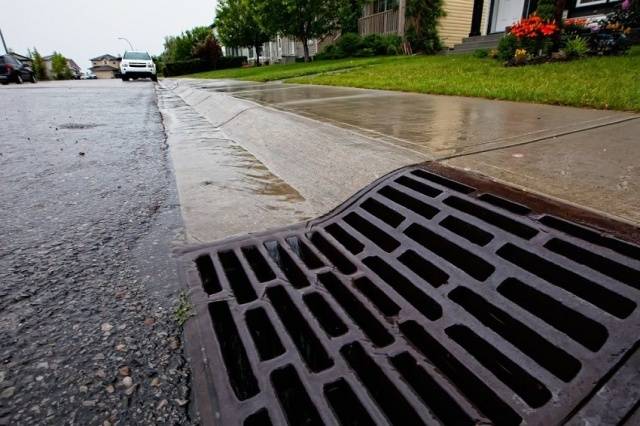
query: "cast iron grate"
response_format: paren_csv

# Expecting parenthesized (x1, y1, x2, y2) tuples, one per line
(179, 164, 640, 425)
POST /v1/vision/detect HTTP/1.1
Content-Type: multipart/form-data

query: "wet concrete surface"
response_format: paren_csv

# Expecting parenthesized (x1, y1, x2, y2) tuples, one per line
(156, 84, 315, 243)
(0, 80, 192, 425)
(445, 118, 640, 225)
(160, 79, 426, 243)
(170, 78, 640, 228)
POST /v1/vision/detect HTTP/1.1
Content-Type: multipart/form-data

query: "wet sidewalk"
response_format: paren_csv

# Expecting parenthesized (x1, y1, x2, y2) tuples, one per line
(161, 79, 640, 241)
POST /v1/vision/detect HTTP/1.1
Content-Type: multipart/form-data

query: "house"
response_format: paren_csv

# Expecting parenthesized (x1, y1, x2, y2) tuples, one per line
(358, 0, 623, 50)
(42, 55, 83, 79)
(89, 54, 121, 79)
(223, 36, 319, 64)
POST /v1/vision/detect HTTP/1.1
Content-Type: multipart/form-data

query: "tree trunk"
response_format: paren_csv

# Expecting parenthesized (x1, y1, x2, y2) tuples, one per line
(255, 43, 261, 66)
(303, 38, 310, 62)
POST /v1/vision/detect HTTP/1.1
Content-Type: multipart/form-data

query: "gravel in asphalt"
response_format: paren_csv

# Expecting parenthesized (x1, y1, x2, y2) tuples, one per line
(0, 81, 193, 425)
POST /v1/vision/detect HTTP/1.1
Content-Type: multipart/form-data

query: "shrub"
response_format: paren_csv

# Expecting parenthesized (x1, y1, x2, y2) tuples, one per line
(473, 48, 488, 58)
(497, 34, 518, 61)
(362, 34, 386, 55)
(316, 44, 346, 60)
(563, 36, 589, 58)
(405, 0, 444, 54)
(163, 56, 246, 76)
(336, 33, 363, 56)
(536, 0, 556, 21)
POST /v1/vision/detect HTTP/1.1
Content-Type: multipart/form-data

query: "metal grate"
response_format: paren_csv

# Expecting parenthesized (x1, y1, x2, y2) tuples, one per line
(179, 164, 640, 425)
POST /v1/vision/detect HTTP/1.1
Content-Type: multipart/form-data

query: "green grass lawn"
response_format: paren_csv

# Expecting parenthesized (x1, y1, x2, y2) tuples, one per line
(185, 46, 640, 111)
(184, 56, 401, 81)
(290, 47, 640, 111)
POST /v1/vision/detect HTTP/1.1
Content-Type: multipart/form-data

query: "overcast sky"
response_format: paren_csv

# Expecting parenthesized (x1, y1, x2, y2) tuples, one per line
(1, 0, 217, 70)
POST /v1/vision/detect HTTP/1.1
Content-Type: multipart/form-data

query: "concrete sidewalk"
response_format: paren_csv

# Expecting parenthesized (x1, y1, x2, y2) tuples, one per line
(161, 78, 640, 242)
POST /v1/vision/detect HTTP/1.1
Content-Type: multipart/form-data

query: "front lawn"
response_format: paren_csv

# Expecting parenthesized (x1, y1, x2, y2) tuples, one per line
(289, 46, 640, 111)
(184, 56, 402, 81)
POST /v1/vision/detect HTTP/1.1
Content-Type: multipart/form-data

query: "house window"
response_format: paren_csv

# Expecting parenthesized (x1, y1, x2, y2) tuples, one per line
(575, 0, 610, 7)
(373, 0, 398, 13)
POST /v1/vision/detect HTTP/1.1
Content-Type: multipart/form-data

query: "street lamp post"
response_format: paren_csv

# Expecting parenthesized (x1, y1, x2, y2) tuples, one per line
(0, 28, 8, 54)
(117, 37, 134, 51)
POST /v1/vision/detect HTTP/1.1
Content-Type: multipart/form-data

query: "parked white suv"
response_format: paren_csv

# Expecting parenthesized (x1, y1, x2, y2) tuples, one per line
(120, 51, 157, 82)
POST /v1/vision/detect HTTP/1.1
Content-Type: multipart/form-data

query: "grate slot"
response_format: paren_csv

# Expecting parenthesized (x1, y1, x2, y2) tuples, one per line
(353, 276, 401, 317)
(497, 278, 608, 352)
(411, 169, 475, 194)
(395, 175, 442, 198)
(266, 286, 333, 372)
(497, 243, 636, 319)
(444, 196, 538, 240)
(479, 193, 531, 215)
(219, 250, 258, 304)
(285, 236, 324, 270)
(319, 272, 394, 347)
(245, 307, 285, 361)
(540, 215, 640, 261)
(309, 232, 356, 274)
(545, 238, 640, 291)
(379, 186, 439, 220)
(440, 215, 494, 247)
(244, 408, 272, 426)
(363, 256, 442, 321)
(400, 321, 522, 425)
(449, 287, 581, 382)
(405, 223, 495, 282)
(344, 212, 400, 253)
(361, 197, 405, 228)
(324, 379, 375, 426)
(303, 292, 348, 338)
(325, 223, 364, 255)
(446, 324, 552, 408)
(195, 254, 222, 295)
(391, 352, 475, 426)
(264, 241, 310, 289)
(241, 246, 276, 283)
(398, 249, 450, 288)
(271, 365, 323, 426)
(208, 302, 260, 400)
(341, 342, 425, 425)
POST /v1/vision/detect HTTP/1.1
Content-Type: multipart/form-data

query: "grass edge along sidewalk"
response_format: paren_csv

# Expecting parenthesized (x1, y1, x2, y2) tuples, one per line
(184, 46, 640, 111)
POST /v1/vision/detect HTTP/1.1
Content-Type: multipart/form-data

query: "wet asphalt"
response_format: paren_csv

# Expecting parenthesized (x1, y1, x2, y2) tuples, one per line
(0, 81, 193, 425)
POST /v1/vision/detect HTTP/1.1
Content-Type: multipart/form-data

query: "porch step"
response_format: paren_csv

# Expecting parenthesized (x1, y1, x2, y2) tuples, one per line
(448, 32, 505, 55)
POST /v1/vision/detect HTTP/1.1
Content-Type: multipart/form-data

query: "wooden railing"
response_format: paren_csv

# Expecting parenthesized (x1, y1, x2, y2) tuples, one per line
(358, 9, 399, 36)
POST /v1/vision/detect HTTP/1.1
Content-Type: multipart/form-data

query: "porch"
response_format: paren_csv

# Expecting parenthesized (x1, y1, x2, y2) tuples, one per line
(358, 9, 400, 36)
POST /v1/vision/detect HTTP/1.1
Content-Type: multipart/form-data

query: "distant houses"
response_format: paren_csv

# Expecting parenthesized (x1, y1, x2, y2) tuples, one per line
(89, 54, 121, 79)
(41, 55, 82, 79)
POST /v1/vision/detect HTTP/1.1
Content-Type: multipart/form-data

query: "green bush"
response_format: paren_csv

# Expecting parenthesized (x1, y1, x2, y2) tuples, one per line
(336, 33, 363, 56)
(473, 48, 489, 58)
(563, 36, 589, 58)
(536, 0, 556, 21)
(497, 34, 518, 61)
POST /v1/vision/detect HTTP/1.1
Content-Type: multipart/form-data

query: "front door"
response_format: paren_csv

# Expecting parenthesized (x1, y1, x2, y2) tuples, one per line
(493, 0, 526, 32)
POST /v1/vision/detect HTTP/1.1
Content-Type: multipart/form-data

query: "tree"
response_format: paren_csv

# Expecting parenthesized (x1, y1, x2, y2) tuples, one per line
(259, 0, 341, 62)
(192, 34, 223, 66)
(30, 48, 47, 80)
(337, 0, 365, 34)
(51, 52, 72, 80)
(215, 0, 272, 66)
(163, 26, 212, 63)
(405, 0, 444, 53)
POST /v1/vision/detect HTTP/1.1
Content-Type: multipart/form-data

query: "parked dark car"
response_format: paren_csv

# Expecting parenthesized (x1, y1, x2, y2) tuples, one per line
(0, 54, 37, 85)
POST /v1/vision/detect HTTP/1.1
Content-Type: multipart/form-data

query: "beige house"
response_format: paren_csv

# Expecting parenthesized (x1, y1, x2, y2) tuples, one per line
(359, 0, 617, 49)
(358, 0, 493, 48)
(89, 54, 121, 79)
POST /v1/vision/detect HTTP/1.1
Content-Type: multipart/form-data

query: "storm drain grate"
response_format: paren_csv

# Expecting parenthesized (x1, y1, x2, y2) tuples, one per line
(179, 164, 640, 425)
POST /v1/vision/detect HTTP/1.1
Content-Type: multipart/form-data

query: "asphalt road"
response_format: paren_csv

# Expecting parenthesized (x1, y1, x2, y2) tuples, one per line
(0, 80, 192, 425)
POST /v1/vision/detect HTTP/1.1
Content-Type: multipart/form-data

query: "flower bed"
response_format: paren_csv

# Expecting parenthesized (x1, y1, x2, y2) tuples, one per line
(492, 0, 637, 66)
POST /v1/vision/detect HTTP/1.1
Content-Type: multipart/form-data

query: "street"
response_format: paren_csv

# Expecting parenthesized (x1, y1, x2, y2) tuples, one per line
(0, 81, 191, 425)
